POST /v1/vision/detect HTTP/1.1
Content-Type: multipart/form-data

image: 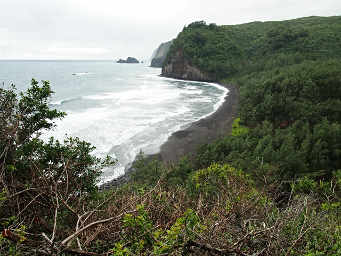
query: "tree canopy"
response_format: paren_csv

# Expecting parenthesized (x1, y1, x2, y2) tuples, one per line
(1, 16, 341, 255)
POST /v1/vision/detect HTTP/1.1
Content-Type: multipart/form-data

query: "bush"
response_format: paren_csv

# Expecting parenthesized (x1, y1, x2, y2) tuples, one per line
(0, 80, 114, 255)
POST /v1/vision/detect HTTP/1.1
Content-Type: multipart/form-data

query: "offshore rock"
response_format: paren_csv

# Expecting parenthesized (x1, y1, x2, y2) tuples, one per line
(117, 57, 139, 63)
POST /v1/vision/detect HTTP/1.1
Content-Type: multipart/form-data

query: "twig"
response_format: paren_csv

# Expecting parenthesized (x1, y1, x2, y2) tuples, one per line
(232, 226, 275, 248)
(41, 232, 53, 245)
(9, 187, 38, 198)
(184, 240, 247, 256)
(51, 192, 59, 242)
(59, 195, 79, 217)
(17, 192, 43, 217)
(60, 248, 105, 256)
(61, 210, 136, 246)
(285, 227, 313, 256)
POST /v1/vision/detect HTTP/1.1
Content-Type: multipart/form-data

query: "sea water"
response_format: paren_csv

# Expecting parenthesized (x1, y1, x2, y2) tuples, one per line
(0, 60, 228, 183)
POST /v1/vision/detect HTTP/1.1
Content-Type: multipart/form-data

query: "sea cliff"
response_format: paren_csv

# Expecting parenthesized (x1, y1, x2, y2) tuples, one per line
(162, 49, 212, 81)
(159, 16, 341, 181)
(150, 40, 172, 67)
(3, 16, 339, 256)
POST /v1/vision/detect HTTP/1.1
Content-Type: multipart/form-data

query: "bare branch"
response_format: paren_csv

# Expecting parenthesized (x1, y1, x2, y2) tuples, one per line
(17, 192, 43, 217)
(9, 187, 38, 198)
(51, 193, 59, 242)
(184, 240, 249, 256)
(61, 210, 136, 246)
(59, 195, 79, 217)
(285, 227, 314, 256)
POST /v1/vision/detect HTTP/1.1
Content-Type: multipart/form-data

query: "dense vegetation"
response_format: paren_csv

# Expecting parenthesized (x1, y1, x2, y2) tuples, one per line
(166, 16, 341, 80)
(1, 16, 340, 255)
(165, 16, 341, 254)
(164, 16, 341, 180)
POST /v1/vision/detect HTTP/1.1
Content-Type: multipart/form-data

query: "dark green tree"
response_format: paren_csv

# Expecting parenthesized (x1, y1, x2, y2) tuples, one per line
(0, 79, 114, 255)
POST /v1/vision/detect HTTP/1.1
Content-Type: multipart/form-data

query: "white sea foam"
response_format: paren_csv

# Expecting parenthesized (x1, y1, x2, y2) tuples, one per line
(49, 100, 63, 105)
(49, 96, 82, 105)
(40, 66, 228, 184)
(181, 89, 203, 95)
(188, 97, 212, 103)
(83, 94, 115, 100)
(72, 72, 93, 76)
(200, 84, 229, 120)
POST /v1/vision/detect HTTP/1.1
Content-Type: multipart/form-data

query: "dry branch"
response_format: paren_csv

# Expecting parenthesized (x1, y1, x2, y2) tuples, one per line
(61, 210, 137, 246)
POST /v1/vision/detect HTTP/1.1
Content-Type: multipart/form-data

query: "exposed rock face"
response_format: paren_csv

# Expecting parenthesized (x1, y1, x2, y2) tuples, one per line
(150, 41, 172, 67)
(162, 49, 212, 82)
(150, 57, 164, 68)
(117, 57, 139, 63)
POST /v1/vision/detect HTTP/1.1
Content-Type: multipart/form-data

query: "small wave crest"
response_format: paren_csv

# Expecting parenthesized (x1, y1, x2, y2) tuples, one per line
(72, 72, 93, 76)
(49, 96, 82, 106)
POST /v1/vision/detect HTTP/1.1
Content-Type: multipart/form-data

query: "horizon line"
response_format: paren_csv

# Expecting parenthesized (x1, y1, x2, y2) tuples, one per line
(0, 59, 117, 61)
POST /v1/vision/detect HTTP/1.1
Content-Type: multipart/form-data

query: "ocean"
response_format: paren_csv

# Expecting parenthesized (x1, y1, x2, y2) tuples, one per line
(0, 60, 228, 183)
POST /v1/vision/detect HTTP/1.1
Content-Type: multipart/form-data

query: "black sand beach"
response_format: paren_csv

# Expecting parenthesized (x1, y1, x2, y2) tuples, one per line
(158, 83, 239, 164)
(100, 83, 239, 188)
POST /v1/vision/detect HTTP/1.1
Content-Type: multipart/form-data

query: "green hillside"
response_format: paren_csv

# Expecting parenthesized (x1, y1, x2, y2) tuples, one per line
(165, 16, 341, 180)
(1, 16, 340, 255)
(166, 16, 341, 80)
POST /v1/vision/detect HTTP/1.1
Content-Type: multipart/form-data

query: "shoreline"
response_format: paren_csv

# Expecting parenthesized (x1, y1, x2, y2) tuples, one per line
(100, 82, 239, 189)
(158, 82, 238, 163)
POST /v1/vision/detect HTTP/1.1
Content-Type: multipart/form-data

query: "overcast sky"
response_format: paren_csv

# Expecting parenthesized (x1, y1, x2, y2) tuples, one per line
(1, 0, 341, 60)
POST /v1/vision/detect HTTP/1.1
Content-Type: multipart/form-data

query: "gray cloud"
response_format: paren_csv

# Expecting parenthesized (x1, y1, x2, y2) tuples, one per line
(1, 0, 341, 59)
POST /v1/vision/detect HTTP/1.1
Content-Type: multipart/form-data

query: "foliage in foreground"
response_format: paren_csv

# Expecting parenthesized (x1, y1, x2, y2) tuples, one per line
(0, 80, 339, 256)
(0, 80, 115, 255)
(1, 15, 341, 255)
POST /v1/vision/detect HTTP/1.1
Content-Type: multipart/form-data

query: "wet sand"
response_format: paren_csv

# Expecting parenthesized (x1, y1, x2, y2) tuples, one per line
(158, 83, 238, 163)
(100, 83, 239, 189)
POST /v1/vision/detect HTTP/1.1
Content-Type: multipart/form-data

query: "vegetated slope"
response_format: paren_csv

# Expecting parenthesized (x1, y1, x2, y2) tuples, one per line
(164, 16, 341, 80)
(163, 16, 341, 180)
(1, 16, 340, 256)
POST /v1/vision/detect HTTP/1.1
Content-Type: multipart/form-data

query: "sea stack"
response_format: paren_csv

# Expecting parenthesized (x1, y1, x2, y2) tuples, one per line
(117, 57, 139, 63)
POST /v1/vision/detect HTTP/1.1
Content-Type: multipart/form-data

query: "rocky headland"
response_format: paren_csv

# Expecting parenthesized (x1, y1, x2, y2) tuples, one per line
(162, 49, 213, 81)
(150, 40, 172, 67)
